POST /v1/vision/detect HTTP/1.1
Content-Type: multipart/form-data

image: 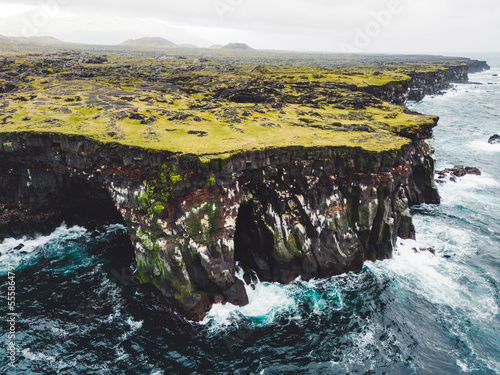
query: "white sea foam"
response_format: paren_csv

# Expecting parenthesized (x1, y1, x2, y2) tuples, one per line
(203, 276, 297, 328)
(114, 346, 129, 362)
(436, 173, 499, 213)
(22, 349, 57, 363)
(120, 317, 144, 341)
(373, 238, 500, 321)
(0, 223, 88, 273)
(457, 359, 474, 373)
(469, 140, 500, 153)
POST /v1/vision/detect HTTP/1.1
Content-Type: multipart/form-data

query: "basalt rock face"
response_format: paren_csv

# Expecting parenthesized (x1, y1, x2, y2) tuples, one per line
(0, 123, 439, 320)
(361, 61, 489, 105)
(467, 60, 490, 73)
(407, 65, 469, 102)
(408, 60, 489, 102)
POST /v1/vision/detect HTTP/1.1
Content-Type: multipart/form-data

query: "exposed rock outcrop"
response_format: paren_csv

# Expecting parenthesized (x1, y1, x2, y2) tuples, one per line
(361, 60, 490, 105)
(436, 166, 482, 183)
(488, 134, 500, 144)
(0, 121, 439, 319)
(467, 60, 490, 73)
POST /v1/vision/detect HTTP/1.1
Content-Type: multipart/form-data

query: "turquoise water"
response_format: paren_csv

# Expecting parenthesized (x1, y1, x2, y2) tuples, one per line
(1, 56, 499, 374)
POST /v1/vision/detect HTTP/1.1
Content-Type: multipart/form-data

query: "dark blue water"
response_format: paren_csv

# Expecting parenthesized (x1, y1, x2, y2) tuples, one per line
(1, 56, 499, 375)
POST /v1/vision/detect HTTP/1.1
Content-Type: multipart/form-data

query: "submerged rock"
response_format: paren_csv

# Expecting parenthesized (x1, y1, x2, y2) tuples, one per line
(412, 247, 436, 255)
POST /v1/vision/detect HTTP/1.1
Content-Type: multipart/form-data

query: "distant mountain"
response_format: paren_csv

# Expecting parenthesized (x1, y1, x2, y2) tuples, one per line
(0, 34, 66, 45)
(179, 43, 198, 49)
(30, 36, 66, 44)
(210, 44, 223, 49)
(222, 43, 254, 51)
(120, 37, 177, 49)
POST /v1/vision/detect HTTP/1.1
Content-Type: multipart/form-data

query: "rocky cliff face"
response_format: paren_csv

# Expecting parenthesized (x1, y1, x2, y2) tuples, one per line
(361, 60, 490, 105)
(0, 122, 439, 320)
(406, 65, 470, 102)
(467, 60, 490, 73)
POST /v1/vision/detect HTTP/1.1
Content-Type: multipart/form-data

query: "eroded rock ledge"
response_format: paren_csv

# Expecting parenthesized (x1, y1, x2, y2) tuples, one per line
(360, 59, 490, 105)
(0, 124, 438, 319)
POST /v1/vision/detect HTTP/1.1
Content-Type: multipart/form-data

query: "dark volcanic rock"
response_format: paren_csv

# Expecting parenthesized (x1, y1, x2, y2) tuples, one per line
(78, 54, 108, 64)
(79, 71, 95, 78)
(436, 166, 481, 183)
(129, 112, 146, 121)
(168, 113, 190, 121)
(412, 247, 436, 255)
(488, 134, 500, 144)
(0, 82, 17, 94)
(467, 60, 490, 73)
(0, 126, 439, 320)
(140, 116, 158, 125)
(187, 130, 208, 137)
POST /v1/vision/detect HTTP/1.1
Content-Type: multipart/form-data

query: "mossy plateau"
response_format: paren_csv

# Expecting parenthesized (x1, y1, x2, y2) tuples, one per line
(0, 50, 462, 157)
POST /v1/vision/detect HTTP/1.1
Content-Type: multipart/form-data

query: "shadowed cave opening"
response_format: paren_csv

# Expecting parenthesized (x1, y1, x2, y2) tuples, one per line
(1, 171, 128, 241)
(234, 202, 276, 283)
(59, 180, 126, 231)
(52, 179, 136, 262)
(41, 179, 137, 272)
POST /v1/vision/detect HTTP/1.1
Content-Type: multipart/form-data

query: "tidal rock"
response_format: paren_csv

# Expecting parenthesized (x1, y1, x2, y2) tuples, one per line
(225, 279, 249, 306)
(412, 247, 436, 255)
(488, 134, 500, 144)
(436, 166, 481, 183)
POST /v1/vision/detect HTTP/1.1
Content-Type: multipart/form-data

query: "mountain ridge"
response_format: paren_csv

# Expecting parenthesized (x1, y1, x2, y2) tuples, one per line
(120, 37, 178, 49)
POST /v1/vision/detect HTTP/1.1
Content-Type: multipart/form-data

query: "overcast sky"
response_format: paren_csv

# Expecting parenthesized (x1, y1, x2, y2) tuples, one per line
(0, 0, 499, 53)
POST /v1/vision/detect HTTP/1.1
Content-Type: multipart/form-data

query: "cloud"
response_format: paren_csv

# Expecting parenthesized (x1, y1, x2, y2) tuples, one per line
(0, 0, 498, 53)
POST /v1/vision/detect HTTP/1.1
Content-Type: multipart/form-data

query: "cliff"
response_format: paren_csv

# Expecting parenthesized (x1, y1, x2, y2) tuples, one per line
(360, 59, 490, 105)
(0, 126, 438, 319)
(0, 51, 487, 320)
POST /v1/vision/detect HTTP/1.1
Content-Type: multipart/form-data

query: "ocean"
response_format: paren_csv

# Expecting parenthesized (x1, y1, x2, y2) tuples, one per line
(1, 55, 499, 375)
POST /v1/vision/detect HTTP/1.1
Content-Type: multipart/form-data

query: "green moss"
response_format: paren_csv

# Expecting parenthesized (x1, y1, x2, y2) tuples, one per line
(136, 164, 186, 229)
(0, 51, 463, 157)
(186, 200, 221, 242)
(152, 202, 164, 216)
(147, 163, 185, 203)
(2, 142, 14, 152)
(187, 216, 203, 238)
(171, 278, 195, 303)
(138, 191, 151, 209)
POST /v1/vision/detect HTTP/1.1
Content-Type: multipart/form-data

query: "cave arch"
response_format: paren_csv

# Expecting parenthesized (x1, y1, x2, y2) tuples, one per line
(233, 202, 275, 282)
(0, 165, 127, 239)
